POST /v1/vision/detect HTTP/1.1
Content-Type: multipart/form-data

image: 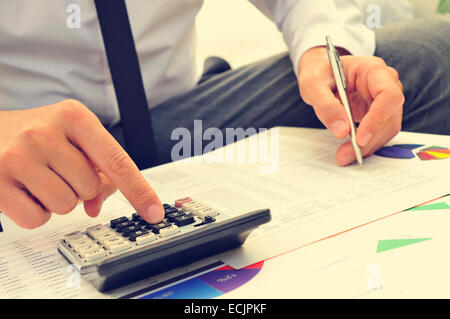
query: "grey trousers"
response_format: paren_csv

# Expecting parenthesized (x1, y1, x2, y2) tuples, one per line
(109, 18, 450, 167)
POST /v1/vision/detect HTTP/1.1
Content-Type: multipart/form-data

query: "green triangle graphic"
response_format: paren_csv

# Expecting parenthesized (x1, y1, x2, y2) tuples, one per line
(406, 202, 450, 211)
(376, 238, 432, 253)
(438, 0, 450, 13)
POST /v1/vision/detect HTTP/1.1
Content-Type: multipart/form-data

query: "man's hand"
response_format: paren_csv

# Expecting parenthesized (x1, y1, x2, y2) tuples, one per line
(0, 99, 164, 229)
(298, 47, 404, 166)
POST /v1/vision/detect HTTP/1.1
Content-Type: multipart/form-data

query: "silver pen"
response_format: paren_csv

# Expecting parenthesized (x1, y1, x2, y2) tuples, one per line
(326, 35, 363, 166)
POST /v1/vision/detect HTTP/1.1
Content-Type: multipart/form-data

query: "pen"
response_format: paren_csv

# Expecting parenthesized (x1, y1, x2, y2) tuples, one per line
(325, 35, 363, 166)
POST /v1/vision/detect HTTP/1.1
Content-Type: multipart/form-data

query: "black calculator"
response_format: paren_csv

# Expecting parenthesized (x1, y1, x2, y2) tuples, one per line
(57, 197, 271, 292)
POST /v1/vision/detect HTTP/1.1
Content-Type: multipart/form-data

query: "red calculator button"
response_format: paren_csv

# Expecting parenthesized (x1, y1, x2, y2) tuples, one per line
(175, 197, 192, 208)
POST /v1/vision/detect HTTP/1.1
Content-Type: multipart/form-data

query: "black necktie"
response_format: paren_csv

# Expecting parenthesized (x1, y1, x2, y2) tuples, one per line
(94, 0, 159, 169)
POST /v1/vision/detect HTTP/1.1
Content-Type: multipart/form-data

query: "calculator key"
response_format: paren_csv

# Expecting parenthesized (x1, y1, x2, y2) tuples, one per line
(204, 216, 216, 224)
(159, 225, 180, 238)
(72, 242, 100, 253)
(181, 200, 198, 208)
(107, 240, 131, 254)
(174, 213, 195, 226)
(70, 237, 95, 250)
(119, 225, 142, 237)
(135, 232, 157, 245)
(181, 201, 203, 212)
(115, 221, 135, 231)
(96, 231, 120, 244)
(128, 229, 149, 242)
(64, 231, 87, 244)
(137, 218, 149, 226)
(193, 207, 219, 219)
(132, 214, 147, 225)
(80, 248, 107, 262)
(146, 221, 172, 234)
(131, 213, 142, 221)
(190, 205, 209, 217)
(163, 203, 172, 210)
(164, 206, 178, 214)
(102, 236, 124, 249)
(87, 224, 111, 239)
(78, 243, 102, 256)
(110, 217, 129, 228)
(189, 203, 206, 211)
(175, 197, 192, 208)
(166, 210, 185, 222)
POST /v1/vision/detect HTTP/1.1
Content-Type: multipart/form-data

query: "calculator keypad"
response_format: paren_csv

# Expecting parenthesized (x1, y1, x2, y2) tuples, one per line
(62, 197, 220, 264)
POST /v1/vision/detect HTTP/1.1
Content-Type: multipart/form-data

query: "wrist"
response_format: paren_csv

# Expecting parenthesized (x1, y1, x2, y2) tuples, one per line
(298, 46, 351, 75)
(298, 46, 328, 75)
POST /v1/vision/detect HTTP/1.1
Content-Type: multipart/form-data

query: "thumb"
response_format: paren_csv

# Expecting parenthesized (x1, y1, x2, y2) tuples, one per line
(83, 172, 117, 218)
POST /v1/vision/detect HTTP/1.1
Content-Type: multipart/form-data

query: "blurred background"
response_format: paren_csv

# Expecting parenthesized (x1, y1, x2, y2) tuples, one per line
(196, 0, 445, 69)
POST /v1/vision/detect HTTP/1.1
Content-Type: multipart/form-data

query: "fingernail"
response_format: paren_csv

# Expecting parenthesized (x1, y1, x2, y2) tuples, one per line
(145, 204, 164, 224)
(359, 133, 373, 147)
(340, 153, 355, 166)
(330, 120, 348, 138)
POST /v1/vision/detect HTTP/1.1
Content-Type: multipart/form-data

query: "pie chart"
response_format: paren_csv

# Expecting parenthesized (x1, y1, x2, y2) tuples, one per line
(139, 261, 264, 299)
(375, 144, 450, 161)
(416, 146, 450, 160)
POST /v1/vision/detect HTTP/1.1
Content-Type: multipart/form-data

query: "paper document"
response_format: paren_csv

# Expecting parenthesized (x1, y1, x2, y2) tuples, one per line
(130, 127, 449, 268)
(222, 195, 450, 298)
(0, 127, 448, 298)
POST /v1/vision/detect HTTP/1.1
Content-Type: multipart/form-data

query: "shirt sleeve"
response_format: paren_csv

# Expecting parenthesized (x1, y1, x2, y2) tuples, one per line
(248, 0, 376, 76)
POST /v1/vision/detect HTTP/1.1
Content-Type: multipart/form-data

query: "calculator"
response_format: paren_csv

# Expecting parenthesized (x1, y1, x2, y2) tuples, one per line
(57, 197, 271, 292)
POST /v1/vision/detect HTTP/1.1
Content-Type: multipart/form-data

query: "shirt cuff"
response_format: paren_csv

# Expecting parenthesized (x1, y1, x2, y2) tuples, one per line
(291, 24, 376, 76)
(281, 3, 376, 77)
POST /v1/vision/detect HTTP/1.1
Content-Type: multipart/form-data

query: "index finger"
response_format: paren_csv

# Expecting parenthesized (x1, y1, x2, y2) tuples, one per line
(300, 78, 351, 139)
(63, 103, 164, 223)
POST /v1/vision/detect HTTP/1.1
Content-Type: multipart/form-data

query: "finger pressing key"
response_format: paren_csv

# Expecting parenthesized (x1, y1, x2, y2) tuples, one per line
(64, 105, 164, 223)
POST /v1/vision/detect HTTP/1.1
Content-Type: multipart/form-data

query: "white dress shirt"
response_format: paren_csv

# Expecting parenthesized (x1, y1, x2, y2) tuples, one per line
(0, 0, 375, 127)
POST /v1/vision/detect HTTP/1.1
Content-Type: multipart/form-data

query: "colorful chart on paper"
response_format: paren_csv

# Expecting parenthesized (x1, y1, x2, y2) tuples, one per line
(137, 196, 450, 299)
(376, 238, 432, 253)
(375, 196, 450, 253)
(375, 144, 450, 161)
(139, 261, 264, 299)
